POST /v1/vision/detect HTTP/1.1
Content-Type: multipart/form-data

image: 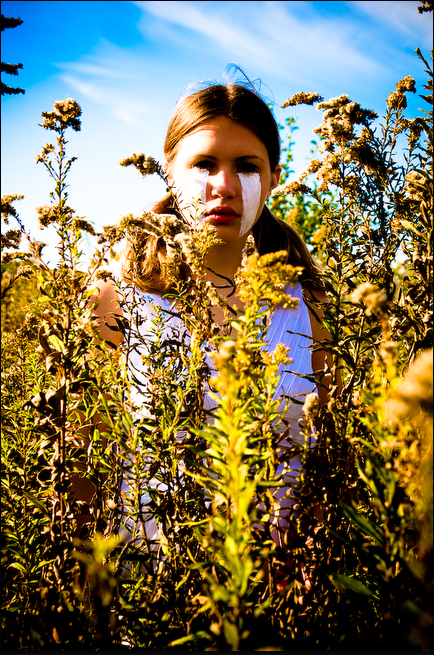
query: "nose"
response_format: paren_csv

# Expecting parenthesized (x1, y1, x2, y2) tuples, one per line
(209, 168, 237, 199)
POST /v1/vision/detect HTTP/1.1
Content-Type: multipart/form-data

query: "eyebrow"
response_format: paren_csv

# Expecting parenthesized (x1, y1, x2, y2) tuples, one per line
(194, 154, 266, 163)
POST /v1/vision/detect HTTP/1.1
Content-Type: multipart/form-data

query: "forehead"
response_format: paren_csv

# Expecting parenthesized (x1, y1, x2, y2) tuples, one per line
(174, 116, 268, 161)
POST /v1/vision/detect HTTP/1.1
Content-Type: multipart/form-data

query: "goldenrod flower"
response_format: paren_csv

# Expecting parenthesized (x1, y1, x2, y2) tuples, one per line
(404, 170, 428, 201)
(386, 349, 433, 422)
(1, 194, 24, 222)
(387, 91, 406, 110)
(72, 218, 96, 236)
(36, 204, 75, 228)
(119, 153, 161, 177)
(36, 205, 58, 228)
(350, 282, 388, 316)
(303, 392, 319, 425)
(271, 181, 311, 197)
(40, 98, 82, 132)
(1, 228, 21, 250)
(395, 75, 416, 94)
(35, 143, 55, 164)
(282, 92, 323, 107)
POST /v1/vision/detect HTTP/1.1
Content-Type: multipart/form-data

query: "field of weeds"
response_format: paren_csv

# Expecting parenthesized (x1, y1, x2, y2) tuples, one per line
(1, 14, 433, 652)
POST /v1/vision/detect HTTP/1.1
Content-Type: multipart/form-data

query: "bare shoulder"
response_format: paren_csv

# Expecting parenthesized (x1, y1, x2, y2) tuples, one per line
(302, 285, 330, 342)
(303, 285, 329, 305)
(90, 280, 121, 313)
(88, 279, 123, 346)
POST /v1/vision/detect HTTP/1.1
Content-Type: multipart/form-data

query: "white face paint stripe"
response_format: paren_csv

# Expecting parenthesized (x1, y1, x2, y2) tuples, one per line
(183, 168, 209, 226)
(237, 172, 262, 238)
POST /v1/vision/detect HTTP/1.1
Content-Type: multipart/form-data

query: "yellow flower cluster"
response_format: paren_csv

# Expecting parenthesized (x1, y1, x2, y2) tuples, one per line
(282, 92, 324, 107)
(119, 153, 161, 178)
(279, 92, 382, 195)
(40, 98, 82, 132)
(72, 218, 96, 236)
(210, 333, 290, 400)
(36, 204, 75, 228)
(313, 95, 377, 148)
(1, 194, 24, 223)
(404, 170, 428, 201)
(1, 228, 22, 250)
(35, 143, 55, 164)
(271, 180, 311, 197)
(36, 205, 59, 228)
(236, 250, 302, 309)
(350, 282, 388, 316)
(386, 76, 416, 111)
(384, 350, 433, 526)
(386, 349, 433, 423)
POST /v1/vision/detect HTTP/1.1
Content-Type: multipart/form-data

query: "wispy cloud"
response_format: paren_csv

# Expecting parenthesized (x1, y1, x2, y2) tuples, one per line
(56, 61, 136, 80)
(134, 0, 388, 92)
(251, 1, 387, 83)
(135, 0, 272, 64)
(54, 41, 158, 128)
(59, 74, 148, 127)
(349, 0, 433, 47)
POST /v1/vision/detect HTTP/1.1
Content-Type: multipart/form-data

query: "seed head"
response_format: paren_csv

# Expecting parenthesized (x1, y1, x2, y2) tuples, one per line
(271, 181, 311, 197)
(282, 92, 324, 107)
(386, 349, 433, 421)
(404, 170, 427, 201)
(303, 392, 319, 425)
(119, 153, 161, 178)
(40, 98, 82, 132)
(1, 194, 24, 223)
(395, 75, 416, 94)
(386, 91, 407, 111)
(72, 218, 96, 236)
(350, 282, 387, 316)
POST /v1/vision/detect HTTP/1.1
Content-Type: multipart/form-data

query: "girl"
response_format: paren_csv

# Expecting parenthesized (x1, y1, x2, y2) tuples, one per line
(82, 79, 332, 558)
(97, 81, 329, 388)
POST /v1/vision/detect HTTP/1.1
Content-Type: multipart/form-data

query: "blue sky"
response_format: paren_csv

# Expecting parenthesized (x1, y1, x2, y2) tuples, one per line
(1, 1, 432, 264)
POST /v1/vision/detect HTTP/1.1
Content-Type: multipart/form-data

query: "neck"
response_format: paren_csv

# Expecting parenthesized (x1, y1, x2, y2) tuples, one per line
(203, 238, 247, 292)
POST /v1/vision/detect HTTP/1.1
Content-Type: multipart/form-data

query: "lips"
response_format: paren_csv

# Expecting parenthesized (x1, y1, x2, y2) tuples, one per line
(205, 206, 239, 224)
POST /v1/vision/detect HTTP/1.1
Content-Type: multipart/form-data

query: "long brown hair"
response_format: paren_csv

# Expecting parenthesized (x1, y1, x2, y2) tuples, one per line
(121, 82, 324, 292)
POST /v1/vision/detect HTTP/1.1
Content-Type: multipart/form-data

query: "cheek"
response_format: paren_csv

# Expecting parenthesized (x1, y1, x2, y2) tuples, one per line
(172, 168, 209, 226)
(237, 172, 262, 238)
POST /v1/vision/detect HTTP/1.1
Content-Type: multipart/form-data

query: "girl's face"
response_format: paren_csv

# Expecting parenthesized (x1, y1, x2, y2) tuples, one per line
(166, 116, 281, 242)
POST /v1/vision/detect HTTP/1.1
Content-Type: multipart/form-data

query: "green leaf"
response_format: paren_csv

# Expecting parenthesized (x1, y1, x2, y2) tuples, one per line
(47, 334, 64, 352)
(169, 631, 213, 648)
(223, 620, 239, 648)
(330, 572, 373, 597)
(340, 501, 384, 545)
(22, 490, 51, 517)
(9, 562, 28, 574)
(36, 559, 56, 570)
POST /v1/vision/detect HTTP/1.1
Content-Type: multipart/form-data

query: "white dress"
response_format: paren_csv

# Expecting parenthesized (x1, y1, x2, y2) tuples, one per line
(118, 281, 316, 545)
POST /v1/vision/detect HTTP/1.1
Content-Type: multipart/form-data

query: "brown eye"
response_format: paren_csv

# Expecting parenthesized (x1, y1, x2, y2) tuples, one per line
(194, 160, 214, 171)
(237, 162, 259, 174)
